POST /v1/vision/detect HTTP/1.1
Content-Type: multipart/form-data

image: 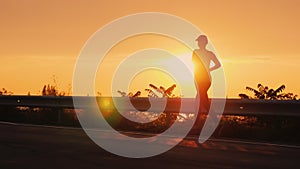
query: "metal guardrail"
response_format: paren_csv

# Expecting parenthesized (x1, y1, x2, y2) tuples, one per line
(0, 96, 300, 116)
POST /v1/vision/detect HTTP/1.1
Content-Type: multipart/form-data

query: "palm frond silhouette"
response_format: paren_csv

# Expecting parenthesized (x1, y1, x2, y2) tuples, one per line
(117, 90, 127, 97)
(246, 86, 264, 99)
(132, 91, 141, 97)
(146, 83, 178, 98)
(240, 84, 297, 100)
(118, 90, 141, 97)
(164, 84, 176, 97)
(145, 89, 159, 98)
(274, 85, 285, 94)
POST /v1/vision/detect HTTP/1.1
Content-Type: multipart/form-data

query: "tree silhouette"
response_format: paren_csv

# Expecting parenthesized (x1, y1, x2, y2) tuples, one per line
(160, 84, 176, 97)
(132, 91, 141, 97)
(117, 83, 178, 98)
(277, 92, 298, 100)
(117, 90, 141, 97)
(239, 84, 298, 100)
(42, 84, 65, 96)
(0, 88, 13, 96)
(145, 84, 178, 98)
(238, 93, 250, 99)
(144, 88, 159, 98)
(117, 90, 127, 97)
(41, 75, 66, 96)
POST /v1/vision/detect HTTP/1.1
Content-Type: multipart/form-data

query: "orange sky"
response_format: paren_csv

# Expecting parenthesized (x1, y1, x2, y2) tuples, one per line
(1, 0, 300, 97)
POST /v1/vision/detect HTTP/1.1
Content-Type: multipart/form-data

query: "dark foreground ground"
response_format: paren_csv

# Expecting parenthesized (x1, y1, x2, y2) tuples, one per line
(0, 122, 299, 169)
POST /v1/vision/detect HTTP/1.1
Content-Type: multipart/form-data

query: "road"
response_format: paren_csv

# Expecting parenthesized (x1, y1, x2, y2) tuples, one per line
(0, 122, 299, 169)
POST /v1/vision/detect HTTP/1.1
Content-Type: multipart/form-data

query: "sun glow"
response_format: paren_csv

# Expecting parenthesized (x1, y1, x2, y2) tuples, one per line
(95, 34, 197, 97)
(2, 1, 300, 98)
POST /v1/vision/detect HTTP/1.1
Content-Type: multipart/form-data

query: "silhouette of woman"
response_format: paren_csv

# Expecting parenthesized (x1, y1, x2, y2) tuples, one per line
(191, 35, 221, 134)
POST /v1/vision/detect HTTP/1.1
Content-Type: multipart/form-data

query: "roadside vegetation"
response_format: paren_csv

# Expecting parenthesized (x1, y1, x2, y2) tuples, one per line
(0, 81, 299, 144)
(239, 83, 298, 100)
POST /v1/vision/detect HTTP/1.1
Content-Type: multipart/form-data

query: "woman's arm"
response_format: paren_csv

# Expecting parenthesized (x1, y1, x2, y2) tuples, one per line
(208, 51, 221, 72)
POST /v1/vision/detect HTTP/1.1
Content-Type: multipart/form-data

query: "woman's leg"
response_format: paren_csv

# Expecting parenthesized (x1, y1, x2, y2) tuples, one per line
(188, 84, 211, 136)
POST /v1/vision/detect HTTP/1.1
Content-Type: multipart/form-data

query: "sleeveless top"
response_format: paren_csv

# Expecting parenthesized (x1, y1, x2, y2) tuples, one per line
(192, 49, 212, 84)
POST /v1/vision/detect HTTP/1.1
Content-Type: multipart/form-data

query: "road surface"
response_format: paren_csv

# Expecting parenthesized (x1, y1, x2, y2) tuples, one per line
(0, 122, 299, 169)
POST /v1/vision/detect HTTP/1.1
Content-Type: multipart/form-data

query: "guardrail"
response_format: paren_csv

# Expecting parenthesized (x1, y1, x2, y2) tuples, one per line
(0, 96, 300, 116)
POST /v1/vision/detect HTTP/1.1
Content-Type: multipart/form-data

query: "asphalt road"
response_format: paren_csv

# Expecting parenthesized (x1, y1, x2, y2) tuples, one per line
(0, 122, 299, 169)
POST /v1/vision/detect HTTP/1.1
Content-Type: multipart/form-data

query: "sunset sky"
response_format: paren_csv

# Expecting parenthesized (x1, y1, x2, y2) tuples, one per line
(1, 0, 300, 98)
